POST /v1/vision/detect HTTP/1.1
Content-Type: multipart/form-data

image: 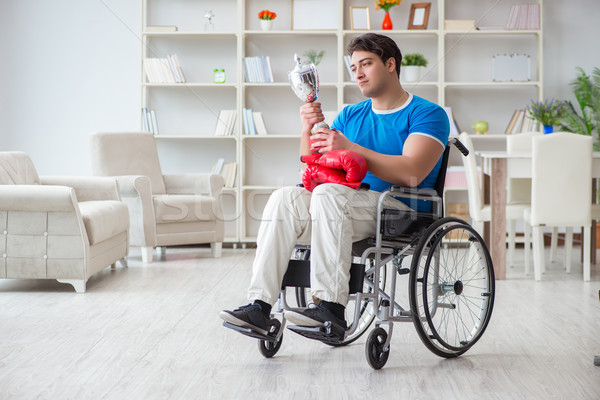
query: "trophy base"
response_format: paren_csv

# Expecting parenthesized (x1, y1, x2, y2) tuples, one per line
(311, 121, 330, 135)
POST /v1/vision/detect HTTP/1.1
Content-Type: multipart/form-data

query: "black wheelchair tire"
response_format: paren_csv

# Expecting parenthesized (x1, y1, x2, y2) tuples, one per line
(409, 217, 495, 358)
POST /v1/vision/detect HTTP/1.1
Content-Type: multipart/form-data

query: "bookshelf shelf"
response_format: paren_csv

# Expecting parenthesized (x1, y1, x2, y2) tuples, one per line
(141, 0, 543, 242)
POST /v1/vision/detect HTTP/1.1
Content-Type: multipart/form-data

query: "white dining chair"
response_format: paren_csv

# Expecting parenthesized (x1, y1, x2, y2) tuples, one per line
(523, 132, 592, 281)
(459, 132, 528, 270)
(506, 131, 542, 269)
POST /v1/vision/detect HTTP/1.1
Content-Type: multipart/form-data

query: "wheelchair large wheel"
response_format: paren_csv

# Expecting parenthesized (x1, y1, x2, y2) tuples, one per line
(294, 259, 387, 347)
(409, 217, 495, 358)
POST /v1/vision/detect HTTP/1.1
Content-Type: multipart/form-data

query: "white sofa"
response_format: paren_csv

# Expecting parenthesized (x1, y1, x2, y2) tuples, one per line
(90, 132, 225, 262)
(0, 152, 129, 292)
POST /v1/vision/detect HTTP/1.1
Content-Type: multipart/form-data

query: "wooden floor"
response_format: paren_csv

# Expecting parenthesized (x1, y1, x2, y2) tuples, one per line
(1, 244, 599, 399)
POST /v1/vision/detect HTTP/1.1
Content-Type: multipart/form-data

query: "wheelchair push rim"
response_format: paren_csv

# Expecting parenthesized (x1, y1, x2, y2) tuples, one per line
(409, 217, 495, 358)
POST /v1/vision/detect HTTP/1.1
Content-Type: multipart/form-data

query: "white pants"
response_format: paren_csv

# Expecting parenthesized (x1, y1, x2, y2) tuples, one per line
(247, 184, 410, 306)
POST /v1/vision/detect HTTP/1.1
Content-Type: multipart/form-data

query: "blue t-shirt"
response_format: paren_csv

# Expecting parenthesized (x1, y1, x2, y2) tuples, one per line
(331, 93, 449, 211)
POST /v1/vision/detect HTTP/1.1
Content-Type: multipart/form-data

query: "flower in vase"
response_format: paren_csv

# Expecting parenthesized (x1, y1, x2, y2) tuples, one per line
(258, 10, 277, 20)
(375, 0, 402, 12)
(527, 98, 567, 127)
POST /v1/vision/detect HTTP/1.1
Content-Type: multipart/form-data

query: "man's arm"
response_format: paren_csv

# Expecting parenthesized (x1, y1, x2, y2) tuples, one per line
(299, 102, 325, 159)
(310, 129, 444, 187)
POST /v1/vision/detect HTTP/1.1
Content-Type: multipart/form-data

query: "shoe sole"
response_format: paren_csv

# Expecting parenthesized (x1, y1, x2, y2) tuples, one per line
(285, 310, 324, 327)
(219, 311, 269, 336)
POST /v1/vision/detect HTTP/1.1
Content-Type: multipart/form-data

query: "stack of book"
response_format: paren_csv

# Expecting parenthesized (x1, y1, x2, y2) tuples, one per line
(505, 4, 540, 30)
(211, 158, 237, 188)
(144, 54, 186, 83)
(213, 110, 237, 136)
(243, 56, 274, 83)
(242, 108, 269, 136)
(505, 109, 540, 134)
(444, 20, 476, 31)
(141, 108, 159, 134)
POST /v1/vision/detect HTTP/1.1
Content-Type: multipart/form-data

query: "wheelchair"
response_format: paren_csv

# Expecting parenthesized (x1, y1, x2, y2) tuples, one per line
(223, 138, 495, 369)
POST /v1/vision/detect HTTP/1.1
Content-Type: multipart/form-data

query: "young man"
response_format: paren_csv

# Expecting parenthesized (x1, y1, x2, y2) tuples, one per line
(220, 33, 449, 338)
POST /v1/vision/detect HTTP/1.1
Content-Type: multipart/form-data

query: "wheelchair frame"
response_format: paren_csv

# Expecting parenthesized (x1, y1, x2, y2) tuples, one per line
(224, 138, 496, 369)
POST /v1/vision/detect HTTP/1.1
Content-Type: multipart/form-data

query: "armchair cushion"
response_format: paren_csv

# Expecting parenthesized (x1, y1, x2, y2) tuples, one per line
(0, 152, 41, 185)
(153, 195, 219, 223)
(78, 201, 129, 245)
(90, 132, 167, 194)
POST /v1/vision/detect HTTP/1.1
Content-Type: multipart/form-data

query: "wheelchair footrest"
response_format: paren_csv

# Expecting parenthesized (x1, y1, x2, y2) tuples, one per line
(287, 321, 345, 345)
(222, 321, 279, 342)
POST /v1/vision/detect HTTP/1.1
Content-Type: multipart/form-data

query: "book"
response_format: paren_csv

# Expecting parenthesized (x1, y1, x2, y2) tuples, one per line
(511, 109, 526, 134)
(504, 109, 521, 134)
(211, 158, 225, 175)
(214, 109, 236, 136)
(149, 110, 159, 134)
(142, 107, 150, 131)
(243, 56, 274, 83)
(253, 112, 268, 135)
(145, 26, 178, 32)
(444, 20, 476, 31)
(220, 162, 237, 188)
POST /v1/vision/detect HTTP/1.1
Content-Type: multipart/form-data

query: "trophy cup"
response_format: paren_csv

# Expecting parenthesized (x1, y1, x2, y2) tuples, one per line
(289, 54, 329, 135)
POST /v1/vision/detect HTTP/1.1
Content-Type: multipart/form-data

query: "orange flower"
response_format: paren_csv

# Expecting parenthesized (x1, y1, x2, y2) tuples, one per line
(258, 10, 277, 20)
(375, 0, 402, 12)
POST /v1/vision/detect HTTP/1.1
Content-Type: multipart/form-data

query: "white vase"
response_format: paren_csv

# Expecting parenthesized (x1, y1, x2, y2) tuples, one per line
(403, 66, 421, 82)
(260, 19, 273, 31)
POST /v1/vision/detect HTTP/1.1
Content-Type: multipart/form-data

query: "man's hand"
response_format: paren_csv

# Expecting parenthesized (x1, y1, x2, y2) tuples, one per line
(309, 128, 353, 153)
(300, 102, 325, 136)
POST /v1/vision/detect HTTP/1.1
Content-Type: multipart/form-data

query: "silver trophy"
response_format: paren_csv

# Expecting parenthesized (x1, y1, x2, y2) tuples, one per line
(289, 54, 329, 135)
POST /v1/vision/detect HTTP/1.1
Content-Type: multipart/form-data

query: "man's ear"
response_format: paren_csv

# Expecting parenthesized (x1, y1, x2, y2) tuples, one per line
(386, 57, 396, 73)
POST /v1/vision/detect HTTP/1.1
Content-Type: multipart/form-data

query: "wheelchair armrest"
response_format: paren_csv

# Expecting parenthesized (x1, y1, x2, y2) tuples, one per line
(388, 186, 440, 201)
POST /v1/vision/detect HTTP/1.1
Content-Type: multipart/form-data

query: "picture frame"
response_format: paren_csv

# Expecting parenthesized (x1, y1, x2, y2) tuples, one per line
(407, 2, 431, 30)
(350, 7, 370, 30)
(292, 0, 338, 30)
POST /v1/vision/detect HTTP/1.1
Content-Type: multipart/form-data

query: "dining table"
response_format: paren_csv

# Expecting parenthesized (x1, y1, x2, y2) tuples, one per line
(477, 151, 600, 280)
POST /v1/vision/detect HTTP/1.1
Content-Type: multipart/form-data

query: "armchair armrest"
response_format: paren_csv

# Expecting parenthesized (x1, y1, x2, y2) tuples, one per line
(163, 173, 224, 197)
(106, 175, 156, 248)
(0, 185, 77, 212)
(40, 176, 120, 202)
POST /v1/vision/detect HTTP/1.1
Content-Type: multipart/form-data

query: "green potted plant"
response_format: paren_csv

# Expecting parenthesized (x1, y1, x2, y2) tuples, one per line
(401, 53, 428, 82)
(303, 49, 325, 66)
(527, 98, 566, 134)
(559, 67, 600, 150)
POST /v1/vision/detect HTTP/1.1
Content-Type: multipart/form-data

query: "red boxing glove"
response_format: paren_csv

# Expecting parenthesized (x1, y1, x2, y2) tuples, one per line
(301, 150, 368, 192)
(315, 150, 368, 183)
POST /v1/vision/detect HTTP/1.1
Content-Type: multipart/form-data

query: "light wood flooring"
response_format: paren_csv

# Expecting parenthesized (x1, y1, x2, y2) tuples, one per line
(1, 244, 599, 399)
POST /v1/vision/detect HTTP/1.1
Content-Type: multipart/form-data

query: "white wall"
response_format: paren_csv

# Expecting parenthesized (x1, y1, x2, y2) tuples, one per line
(0, 0, 140, 175)
(0, 0, 598, 175)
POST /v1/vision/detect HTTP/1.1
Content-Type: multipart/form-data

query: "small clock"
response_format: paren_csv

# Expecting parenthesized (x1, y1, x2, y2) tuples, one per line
(213, 68, 226, 83)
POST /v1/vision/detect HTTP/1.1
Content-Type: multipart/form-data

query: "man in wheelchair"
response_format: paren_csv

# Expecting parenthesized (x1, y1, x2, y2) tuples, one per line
(220, 33, 450, 341)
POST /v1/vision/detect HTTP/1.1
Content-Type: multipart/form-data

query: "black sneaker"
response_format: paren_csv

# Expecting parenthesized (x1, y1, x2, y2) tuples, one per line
(285, 303, 347, 331)
(219, 304, 269, 335)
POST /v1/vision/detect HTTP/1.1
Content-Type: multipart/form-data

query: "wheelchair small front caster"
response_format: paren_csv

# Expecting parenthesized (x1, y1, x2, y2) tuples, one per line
(258, 319, 283, 358)
(365, 327, 390, 369)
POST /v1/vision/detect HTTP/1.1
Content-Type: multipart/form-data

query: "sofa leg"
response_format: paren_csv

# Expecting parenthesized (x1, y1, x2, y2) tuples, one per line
(111, 263, 117, 269)
(141, 246, 154, 263)
(57, 279, 86, 293)
(156, 246, 166, 261)
(119, 257, 128, 268)
(211, 242, 222, 258)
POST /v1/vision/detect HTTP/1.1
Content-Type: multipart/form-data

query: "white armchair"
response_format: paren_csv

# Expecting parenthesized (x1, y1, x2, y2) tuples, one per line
(0, 152, 129, 292)
(90, 132, 225, 262)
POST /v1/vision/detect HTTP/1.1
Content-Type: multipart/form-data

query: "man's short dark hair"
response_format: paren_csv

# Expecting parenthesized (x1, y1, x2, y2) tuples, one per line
(347, 33, 402, 78)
